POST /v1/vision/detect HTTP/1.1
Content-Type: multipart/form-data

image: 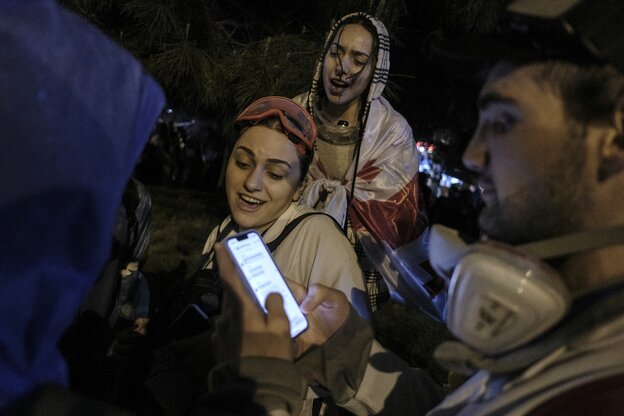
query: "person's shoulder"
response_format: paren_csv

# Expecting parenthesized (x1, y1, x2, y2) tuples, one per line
(292, 207, 344, 239)
(372, 96, 399, 114)
(370, 97, 410, 128)
(294, 205, 334, 223)
(367, 98, 413, 147)
(291, 92, 309, 107)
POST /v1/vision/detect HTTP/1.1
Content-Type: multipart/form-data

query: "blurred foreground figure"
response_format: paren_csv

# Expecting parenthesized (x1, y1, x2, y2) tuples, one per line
(0, 0, 165, 413)
(210, 0, 624, 414)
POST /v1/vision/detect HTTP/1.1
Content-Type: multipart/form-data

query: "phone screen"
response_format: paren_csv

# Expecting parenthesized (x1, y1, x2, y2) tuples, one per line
(224, 230, 308, 338)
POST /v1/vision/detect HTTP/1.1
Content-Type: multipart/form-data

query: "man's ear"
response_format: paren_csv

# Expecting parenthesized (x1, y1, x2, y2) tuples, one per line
(598, 101, 624, 181)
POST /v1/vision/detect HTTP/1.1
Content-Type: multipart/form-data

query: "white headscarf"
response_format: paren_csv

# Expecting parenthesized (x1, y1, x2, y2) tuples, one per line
(307, 12, 391, 135)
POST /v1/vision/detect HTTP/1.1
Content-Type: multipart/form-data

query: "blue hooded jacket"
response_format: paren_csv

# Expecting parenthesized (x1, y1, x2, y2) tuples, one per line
(0, 0, 165, 409)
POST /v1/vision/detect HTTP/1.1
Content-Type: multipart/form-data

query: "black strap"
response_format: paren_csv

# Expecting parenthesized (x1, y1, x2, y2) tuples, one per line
(182, 220, 236, 281)
(181, 212, 329, 285)
(266, 211, 338, 252)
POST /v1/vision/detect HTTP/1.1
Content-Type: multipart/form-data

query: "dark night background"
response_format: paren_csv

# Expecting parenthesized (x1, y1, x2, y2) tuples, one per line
(58, 0, 506, 174)
(56, 0, 506, 240)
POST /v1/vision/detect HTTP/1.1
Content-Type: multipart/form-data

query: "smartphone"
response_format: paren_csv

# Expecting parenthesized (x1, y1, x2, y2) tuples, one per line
(224, 230, 308, 338)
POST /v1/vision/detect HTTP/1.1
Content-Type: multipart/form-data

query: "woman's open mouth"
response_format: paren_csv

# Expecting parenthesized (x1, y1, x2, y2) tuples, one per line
(331, 79, 349, 88)
(328, 78, 350, 95)
(239, 194, 264, 208)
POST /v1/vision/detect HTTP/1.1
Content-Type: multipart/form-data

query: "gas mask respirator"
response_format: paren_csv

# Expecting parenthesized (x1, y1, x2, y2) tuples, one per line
(430, 225, 572, 355)
(390, 224, 624, 356)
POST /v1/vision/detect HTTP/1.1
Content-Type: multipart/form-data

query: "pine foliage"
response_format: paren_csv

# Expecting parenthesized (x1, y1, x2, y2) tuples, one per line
(223, 34, 320, 112)
(58, 0, 415, 116)
(440, 0, 506, 35)
(57, 0, 507, 138)
(145, 38, 221, 112)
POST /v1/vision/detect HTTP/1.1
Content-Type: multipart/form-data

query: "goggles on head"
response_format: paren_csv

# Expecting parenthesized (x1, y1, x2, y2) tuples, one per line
(235, 96, 317, 157)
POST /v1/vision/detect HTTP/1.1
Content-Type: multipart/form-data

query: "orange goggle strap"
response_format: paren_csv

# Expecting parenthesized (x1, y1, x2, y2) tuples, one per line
(235, 96, 317, 157)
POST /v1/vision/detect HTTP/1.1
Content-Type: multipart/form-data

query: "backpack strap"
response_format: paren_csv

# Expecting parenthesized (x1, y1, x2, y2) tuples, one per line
(158, 219, 235, 323)
(266, 211, 339, 252)
(183, 212, 338, 284)
(185, 219, 236, 281)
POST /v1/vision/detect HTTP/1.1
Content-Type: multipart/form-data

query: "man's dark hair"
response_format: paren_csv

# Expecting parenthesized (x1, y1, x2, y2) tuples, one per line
(534, 62, 624, 126)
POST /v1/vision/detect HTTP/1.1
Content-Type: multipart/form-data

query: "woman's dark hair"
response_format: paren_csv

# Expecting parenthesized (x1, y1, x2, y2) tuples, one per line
(332, 15, 380, 69)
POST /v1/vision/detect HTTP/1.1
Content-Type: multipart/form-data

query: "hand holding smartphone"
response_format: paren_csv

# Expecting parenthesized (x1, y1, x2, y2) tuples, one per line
(223, 230, 309, 338)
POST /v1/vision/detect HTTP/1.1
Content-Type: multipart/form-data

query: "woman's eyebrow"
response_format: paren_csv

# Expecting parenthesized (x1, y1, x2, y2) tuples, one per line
(236, 146, 292, 169)
(266, 158, 293, 169)
(235, 145, 254, 156)
(333, 42, 370, 59)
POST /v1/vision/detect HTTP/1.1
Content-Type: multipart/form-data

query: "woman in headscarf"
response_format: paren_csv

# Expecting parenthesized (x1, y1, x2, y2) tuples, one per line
(294, 12, 429, 311)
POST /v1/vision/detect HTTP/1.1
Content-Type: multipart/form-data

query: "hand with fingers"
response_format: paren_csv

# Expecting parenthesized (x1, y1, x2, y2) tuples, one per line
(212, 243, 294, 363)
(210, 242, 370, 413)
(205, 243, 310, 414)
(288, 282, 352, 359)
(212, 240, 357, 361)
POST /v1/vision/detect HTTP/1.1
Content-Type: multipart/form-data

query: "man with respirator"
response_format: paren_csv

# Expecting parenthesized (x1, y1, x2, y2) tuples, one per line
(208, 0, 624, 414)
